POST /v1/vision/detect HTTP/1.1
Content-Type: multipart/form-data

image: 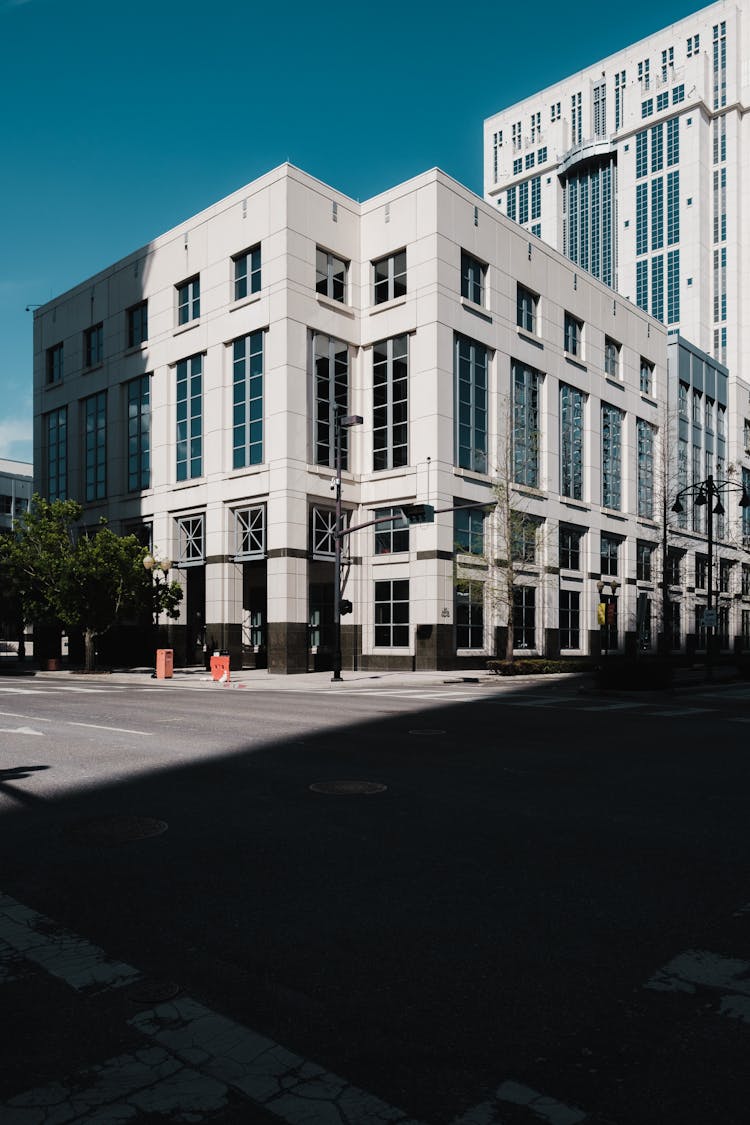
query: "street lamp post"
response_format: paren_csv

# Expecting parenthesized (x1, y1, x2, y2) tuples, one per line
(143, 554, 172, 628)
(331, 411, 363, 683)
(671, 474, 750, 681)
(596, 578, 619, 656)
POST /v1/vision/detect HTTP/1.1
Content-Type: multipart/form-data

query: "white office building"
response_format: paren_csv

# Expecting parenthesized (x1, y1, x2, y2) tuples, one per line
(484, 1, 747, 394)
(0, 459, 32, 532)
(32, 164, 750, 671)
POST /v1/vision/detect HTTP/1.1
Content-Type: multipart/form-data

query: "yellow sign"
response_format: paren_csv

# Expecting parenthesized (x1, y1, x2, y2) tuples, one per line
(597, 603, 606, 625)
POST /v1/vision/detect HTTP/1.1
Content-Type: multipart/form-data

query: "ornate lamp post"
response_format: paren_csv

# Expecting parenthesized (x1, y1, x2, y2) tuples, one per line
(596, 577, 619, 656)
(671, 475, 750, 680)
(143, 554, 173, 627)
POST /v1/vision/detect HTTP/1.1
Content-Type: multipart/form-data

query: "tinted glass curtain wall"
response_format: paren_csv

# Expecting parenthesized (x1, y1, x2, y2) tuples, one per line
(562, 157, 617, 287)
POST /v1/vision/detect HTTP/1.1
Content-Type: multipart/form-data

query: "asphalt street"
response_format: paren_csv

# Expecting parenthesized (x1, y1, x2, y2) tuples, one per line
(1, 671, 750, 1124)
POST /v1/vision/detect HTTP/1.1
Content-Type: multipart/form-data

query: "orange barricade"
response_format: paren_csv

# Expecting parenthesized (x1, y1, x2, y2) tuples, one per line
(155, 649, 173, 679)
(210, 654, 230, 682)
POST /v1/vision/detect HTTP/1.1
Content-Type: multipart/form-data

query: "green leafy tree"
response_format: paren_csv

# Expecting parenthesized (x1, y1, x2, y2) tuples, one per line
(0, 496, 182, 671)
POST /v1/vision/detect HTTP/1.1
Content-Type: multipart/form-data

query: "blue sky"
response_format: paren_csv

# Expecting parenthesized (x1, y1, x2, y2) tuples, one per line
(0, 0, 703, 462)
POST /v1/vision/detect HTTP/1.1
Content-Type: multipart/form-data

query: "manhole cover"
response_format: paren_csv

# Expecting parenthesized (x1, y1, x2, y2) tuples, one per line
(67, 816, 168, 845)
(127, 978, 182, 1005)
(309, 780, 388, 795)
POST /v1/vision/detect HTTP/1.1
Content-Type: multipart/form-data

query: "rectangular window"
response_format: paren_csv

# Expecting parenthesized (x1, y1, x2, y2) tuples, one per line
(512, 360, 541, 487)
(232, 331, 264, 469)
(518, 182, 529, 225)
(667, 249, 680, 324)
(84, 393, 106, 504)
(454, 506, 484, 556)
(456, 581, 484, 650)
(517, 285, 538, 333)
(525, 153, 535, 170)
(461, 251, 486, 305)
(744, 469, 750, 542)
(571, 91, 582, 143)
(651, 123, 663, 171)
(375, 579, 409, 647)
(176, 354, 203, 480)
(513, 586, 536, 650)
(636, 260, 648, 311)
(637, 541, 654, 582)
(127, 301, 148, 348)
(657, 91, 669, 112)
(667, 171, 680, 245)
(513, 158, 523, 177)
(560, 383, 584, 500)
(600, 533, 620, 576)
(127, 375, 150, 492)
(641, 99, 654, 118)
(652, 255, 664, 322)
(564, 311, 583, 357)
(506, 187, 516, 222)
(636, 131, 648, 178)
(559, 590, 580, 649)
(311, 507, 338, 559)
(375, 508, 409, 556)
(593, 82, 607, 137)
(177, 514, 205, 565)
(601, 404, 623, 509)
(531, 177, 541, 221)
(742, 565, 750, 596)
(177, 275, 200, 325)
(316, 248, 348, 303)
(511, 515, 541, 563)
(313, 334, 349, 469)
(373, 335, 408, 471)
(695, 554, 707, 590)
(455, 335, 488, 473)
(667, 549, 682, 585)
(652, 177, 664, 250)
(719, 559, 732, 593)
(373, 250, 406, 305)
(614, 70, 626, 131)
(640, 357, 654, 395)
(672, 84, 685, 104)
(559, 525, 582, 570)
(636, 182, 649, 255)
(667, 117, 679, 166)
(638, 59, 650, 89)
(233, 245, 261, 301)
(604, 337, 620, 379)
(235, 505, 265, 559)
(45, 406, 67, 500)
(84, 323, 103, 368)
(678, 382, 688, 419)
(46, 342, 63, 385)
(637, 418, 655, 518)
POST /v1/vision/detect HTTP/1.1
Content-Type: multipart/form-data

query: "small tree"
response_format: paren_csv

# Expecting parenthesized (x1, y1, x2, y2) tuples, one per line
(0, 496, 182, 671)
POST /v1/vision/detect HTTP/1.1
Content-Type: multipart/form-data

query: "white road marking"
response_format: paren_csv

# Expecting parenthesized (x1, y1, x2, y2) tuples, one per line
(646, 949, 750, 996)
(0, 726, 44, 736)
(67, 722, 148, 736)
(0, 687, 48, 695)
(0, 710, 52, 722)
(577, 702, 641, 712)
(452, 1080, 587, 1124)
(2, 1045, 229, 1124)
(0, 891, 425, 1123)
(0, 893, 140, 993)
(652, 708, 715, 717)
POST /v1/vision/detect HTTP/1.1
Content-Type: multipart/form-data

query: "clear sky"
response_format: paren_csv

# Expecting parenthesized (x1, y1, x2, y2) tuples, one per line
(0, 0, 705, 463)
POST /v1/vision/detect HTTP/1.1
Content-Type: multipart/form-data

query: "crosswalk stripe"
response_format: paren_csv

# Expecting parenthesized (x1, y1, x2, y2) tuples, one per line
(2, 1046, 229, 1124)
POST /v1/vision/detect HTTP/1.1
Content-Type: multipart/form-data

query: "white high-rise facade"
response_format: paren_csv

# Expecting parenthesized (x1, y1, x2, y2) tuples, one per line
(484, 1, 745, 386)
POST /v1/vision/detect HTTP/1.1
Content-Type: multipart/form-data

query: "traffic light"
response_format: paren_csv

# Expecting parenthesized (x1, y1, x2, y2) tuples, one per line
(340, 599, 353, 615)
(401, 503, 435, 524)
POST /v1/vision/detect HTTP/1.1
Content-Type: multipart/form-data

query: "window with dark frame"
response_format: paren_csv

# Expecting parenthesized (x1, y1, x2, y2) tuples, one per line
(46, 343, 63, 385)
(454, 506, 485, 556)
(374, 579, 410, 647)
(559, 589, 580, 649)
(559, 525, 582, 570)
(637, 541, 654, 582)
(177, 276, 200, 325)
(233, 245, 261, 301)
(373, 250, 407, 305)
(600, 533, 620, 576)
(461, 251, 486, 305)
(513, 585, 536, 649)
(456, 580, 484, 649)
(374, 508, 409, 555)
(127, 301, 148, 348)
(316, 248, 348, 303)
(564, 311, 583, 357)
(516, 285, 538, 333)
(84, 323, 103, 368)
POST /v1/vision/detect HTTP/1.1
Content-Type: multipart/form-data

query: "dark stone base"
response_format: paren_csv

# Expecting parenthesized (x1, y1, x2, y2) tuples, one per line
(268, 621, 309, 674)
